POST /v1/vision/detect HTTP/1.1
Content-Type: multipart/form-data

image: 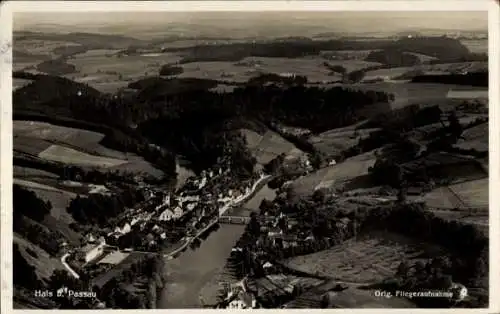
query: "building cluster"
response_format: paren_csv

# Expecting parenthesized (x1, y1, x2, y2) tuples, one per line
(73, 161, 268, 260)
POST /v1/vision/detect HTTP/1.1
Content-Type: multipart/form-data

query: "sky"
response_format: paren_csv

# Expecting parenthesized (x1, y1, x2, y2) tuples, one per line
(14, 11, 488, 38)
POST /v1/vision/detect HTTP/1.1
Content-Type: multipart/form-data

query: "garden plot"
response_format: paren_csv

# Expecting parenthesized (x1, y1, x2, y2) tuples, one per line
(285, 232, 442, 284)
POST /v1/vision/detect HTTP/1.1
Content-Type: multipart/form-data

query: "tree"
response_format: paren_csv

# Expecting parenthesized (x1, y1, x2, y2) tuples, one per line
(434, 274, 453, 289)
(448, 111, 463, 140)
(312, 189, 326, 203)
(396, 260, 411, 280)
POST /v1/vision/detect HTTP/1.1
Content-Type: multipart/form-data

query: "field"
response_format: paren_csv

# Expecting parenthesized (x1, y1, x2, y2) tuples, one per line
(14, 233, 65, 280)
(460, 39, 488, 54)
(39, 145, 128, 168)
(427, 209, 488, 234)
(240, 129, 303, 165)
(14, 120, 164, 177)
(320, 49, 379, 61)
(446, 90, 488, 100)
(13, 78, 34, 91)
(15, 39, 81, 57)
(285, 231, 442, 284)
(454, 122, 488, 152)
(419, 178, 488, 210)
(309, 127, 381, 158)
(448, 178, 488, 208)
(291, 150, 377, 195)
(285, 280, 416, 308)
(350, 82, 487, 109)
(65, 50, 182, 92)
(14, 178, 76, 224)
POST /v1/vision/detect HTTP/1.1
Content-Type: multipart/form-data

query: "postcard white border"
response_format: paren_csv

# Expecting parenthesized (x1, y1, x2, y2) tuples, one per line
(1, 1, 499, 313)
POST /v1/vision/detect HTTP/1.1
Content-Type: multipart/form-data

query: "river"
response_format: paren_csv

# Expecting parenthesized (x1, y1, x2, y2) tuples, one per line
(158, 184, 277, 308)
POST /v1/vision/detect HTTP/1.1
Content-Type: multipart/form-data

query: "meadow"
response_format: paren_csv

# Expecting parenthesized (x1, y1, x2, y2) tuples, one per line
(291, 150, 377, 195)
(240, 129, 303, 165)
(308, 127, 380, 158)
(14, 120, 165, 178)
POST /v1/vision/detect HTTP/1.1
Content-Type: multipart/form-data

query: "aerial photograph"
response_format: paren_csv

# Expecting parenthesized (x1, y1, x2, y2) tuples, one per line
(11, 9, 489, 310)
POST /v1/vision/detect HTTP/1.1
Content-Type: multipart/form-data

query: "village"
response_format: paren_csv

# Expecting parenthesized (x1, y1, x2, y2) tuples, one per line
(60, 158, 272, 283)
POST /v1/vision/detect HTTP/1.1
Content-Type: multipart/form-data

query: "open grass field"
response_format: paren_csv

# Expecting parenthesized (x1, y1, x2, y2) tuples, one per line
(14, 136, 53, 156)
(289, 283, 416, 308)
(240, 129, 303, 165)
(418, 187, 465, 209)
(427, 209, 488, 234)
(13, 78, 34, 91)
(14, 120, 164, 177)
(285, 231, 443, 284)
(460, 39, 488, 54)
(291, 150, 376, 195)
(14, 233, 65, 280)
(454, 122, 488, 152)
(350, 82, 487, 109)
(15, 39, 81, 56)
(309, 127, 380, 158)
(14, 120, 105, 146)
(419, 177, 488, 210)
(65, 49, 182, 92)
(13, 165, 59, 180)
(320, 49, 379, 61)
(39, 145, 128, 168)
(448, 178, 488, 209)
(178, 57, 380, 83)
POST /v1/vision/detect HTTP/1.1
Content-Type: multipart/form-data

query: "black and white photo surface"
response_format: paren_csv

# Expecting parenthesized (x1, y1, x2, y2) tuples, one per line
(5, 1, 497, 310)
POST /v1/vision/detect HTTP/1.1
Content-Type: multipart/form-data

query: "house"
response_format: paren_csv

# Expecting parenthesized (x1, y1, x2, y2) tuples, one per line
(159, 209, 174, 221)
(85, 233, 96, 243)
(173, 206, 183, 219)
(130, 217, 140, 226)
(120, 223, 131, 234)
(78, 238, 106, 263)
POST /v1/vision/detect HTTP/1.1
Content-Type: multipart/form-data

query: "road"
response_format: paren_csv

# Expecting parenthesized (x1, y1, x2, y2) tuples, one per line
(61, 253, 80, 279)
